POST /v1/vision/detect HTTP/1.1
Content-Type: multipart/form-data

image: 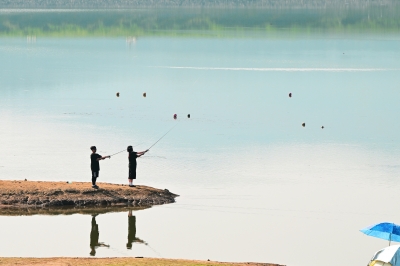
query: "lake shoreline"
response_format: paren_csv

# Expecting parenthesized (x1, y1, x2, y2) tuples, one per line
(0, 257, 285, 266)
(0, 180, 178, 208)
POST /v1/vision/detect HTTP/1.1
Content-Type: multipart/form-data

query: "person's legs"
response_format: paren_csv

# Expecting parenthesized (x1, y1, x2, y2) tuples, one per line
(92, 172, 99, 188)
(128, 167, 136, 187)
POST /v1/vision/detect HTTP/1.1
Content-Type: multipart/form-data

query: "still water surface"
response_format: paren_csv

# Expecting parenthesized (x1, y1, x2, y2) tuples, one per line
(1, 11, 400, 266)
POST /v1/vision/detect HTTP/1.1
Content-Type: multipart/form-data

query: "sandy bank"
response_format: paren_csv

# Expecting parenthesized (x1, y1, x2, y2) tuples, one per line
(0, 180, 178, 208)
(0, 258, 285, 266)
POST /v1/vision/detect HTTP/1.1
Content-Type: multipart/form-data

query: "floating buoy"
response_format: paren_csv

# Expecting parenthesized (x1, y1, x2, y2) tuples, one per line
(143, 92, 146, 97)
(173, 114, 177, 120)
(187, 114, 190, 118)
(321, 126, 324, 129)
(289, 93, 292, 98)
(116, 92, 120, 97)
(302, 123, 305, 127)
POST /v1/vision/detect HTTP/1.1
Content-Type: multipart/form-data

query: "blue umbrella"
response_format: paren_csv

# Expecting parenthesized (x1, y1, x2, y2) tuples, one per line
(361, 222, 400, 245)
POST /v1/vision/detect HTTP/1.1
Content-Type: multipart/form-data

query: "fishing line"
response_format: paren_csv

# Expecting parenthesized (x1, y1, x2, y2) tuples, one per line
(109, 241, 161, 258)
(144, 242, 162, 258)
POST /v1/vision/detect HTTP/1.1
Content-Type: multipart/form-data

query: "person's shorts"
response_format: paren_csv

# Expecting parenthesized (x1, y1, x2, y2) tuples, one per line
(92, 171, 99, 178)
(128, 166, 136, 179)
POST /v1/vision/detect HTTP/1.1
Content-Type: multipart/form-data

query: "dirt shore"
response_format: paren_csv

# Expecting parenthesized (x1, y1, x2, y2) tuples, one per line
(0, 180, 178, 208)
(0, 258, 285, 266)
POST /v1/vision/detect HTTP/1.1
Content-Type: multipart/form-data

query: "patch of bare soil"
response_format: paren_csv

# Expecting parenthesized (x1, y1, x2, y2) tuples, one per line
(0, 180, 178, 208)
(0, 258, 285, 266)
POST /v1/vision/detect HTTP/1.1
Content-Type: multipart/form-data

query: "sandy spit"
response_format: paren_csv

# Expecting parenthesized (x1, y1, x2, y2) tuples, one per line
(0, 180, 178, 208)
(0, 257, 285, 266)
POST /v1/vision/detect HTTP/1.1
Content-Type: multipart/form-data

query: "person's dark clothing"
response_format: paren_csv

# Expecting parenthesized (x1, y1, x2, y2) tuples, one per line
(127, 215, 137, 249)
(128, 151, 138, 179)
(90, 216, 99, 248)
(128, 151, 138, 166)
(91, 153, 102, 185)
(90, 153, 102, 171)
(92, 171, 99, 185)
(129, 167, 136, 179)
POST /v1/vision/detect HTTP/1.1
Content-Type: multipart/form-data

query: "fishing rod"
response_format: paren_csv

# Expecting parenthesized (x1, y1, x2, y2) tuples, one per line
(108, 123, 177, 157)
(109, 149, 125, 157)
(109, 141, 147, 157)
(146, 123, 178, 151)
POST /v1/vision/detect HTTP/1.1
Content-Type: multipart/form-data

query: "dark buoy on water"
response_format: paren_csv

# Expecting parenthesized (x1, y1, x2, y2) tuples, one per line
(187, 114, 190, 118)
(289, 92, 292, 98)
(116, 92, 120, 97)
(173, 114, 177, 120)
(302, 122, 306, 127)
(143, 92, 146, 97)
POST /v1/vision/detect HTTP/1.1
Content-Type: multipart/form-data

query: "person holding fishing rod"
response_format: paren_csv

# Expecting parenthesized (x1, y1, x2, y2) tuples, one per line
(90, 146, 110, 189)
(127, 146, 148, 187)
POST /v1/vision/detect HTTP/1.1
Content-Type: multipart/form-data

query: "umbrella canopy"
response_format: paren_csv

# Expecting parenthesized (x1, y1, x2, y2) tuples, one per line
(361, 223, 400, 243)
(368, 245, 400, 266)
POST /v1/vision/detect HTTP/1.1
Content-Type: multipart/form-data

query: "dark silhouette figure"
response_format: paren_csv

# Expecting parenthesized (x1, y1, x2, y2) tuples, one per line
(90, 214, 109, 256)
(127, 210, 145, 249)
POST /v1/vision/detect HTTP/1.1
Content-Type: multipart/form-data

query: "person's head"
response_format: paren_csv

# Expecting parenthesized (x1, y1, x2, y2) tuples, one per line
(90, 146, 97, 153)
(127, 146, 133, 152)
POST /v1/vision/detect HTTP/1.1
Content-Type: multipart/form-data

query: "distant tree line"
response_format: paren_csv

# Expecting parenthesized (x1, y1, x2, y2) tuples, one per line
(0, 6, 399, 36)
(0, 0, 398, 9)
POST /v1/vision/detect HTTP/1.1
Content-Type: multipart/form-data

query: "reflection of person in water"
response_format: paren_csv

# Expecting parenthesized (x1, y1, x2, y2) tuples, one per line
(127, 210, 145, 249)
(90, 214, 110, 256)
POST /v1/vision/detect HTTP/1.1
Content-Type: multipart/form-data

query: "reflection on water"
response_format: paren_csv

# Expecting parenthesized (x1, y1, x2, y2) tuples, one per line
(89, 210, 146, 256)
(0, 206, 150, 216)
(127, 210, 145, 249)
(90, 214, 110, 256)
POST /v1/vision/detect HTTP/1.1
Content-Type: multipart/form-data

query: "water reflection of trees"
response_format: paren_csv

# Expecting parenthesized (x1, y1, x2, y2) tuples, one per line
(0, 0, 398, 9)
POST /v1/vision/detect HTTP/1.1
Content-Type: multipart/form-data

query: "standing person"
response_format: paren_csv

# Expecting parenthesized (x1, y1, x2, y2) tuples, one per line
(127, 146, 148, 187)
(90, 146, 110, 189)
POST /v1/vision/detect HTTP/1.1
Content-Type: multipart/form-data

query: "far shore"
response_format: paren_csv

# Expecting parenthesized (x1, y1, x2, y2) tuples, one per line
(0, 257, 285, 266)
(0, 180, 178, 208)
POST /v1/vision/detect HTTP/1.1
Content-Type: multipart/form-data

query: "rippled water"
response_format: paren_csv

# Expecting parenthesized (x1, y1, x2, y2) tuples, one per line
(1, 8, 400, 266)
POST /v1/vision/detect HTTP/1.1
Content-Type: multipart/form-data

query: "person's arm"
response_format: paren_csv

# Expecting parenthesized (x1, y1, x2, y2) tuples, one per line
(137, 150, 149, 156)
(97, 155, 110, 161)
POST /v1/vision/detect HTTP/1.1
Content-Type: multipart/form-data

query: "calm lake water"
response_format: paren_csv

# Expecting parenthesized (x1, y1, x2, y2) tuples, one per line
(1, 7, 400, 266)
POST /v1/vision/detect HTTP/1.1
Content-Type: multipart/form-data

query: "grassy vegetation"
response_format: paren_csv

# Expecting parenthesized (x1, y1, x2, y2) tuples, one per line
(0, 7, 400, 37)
